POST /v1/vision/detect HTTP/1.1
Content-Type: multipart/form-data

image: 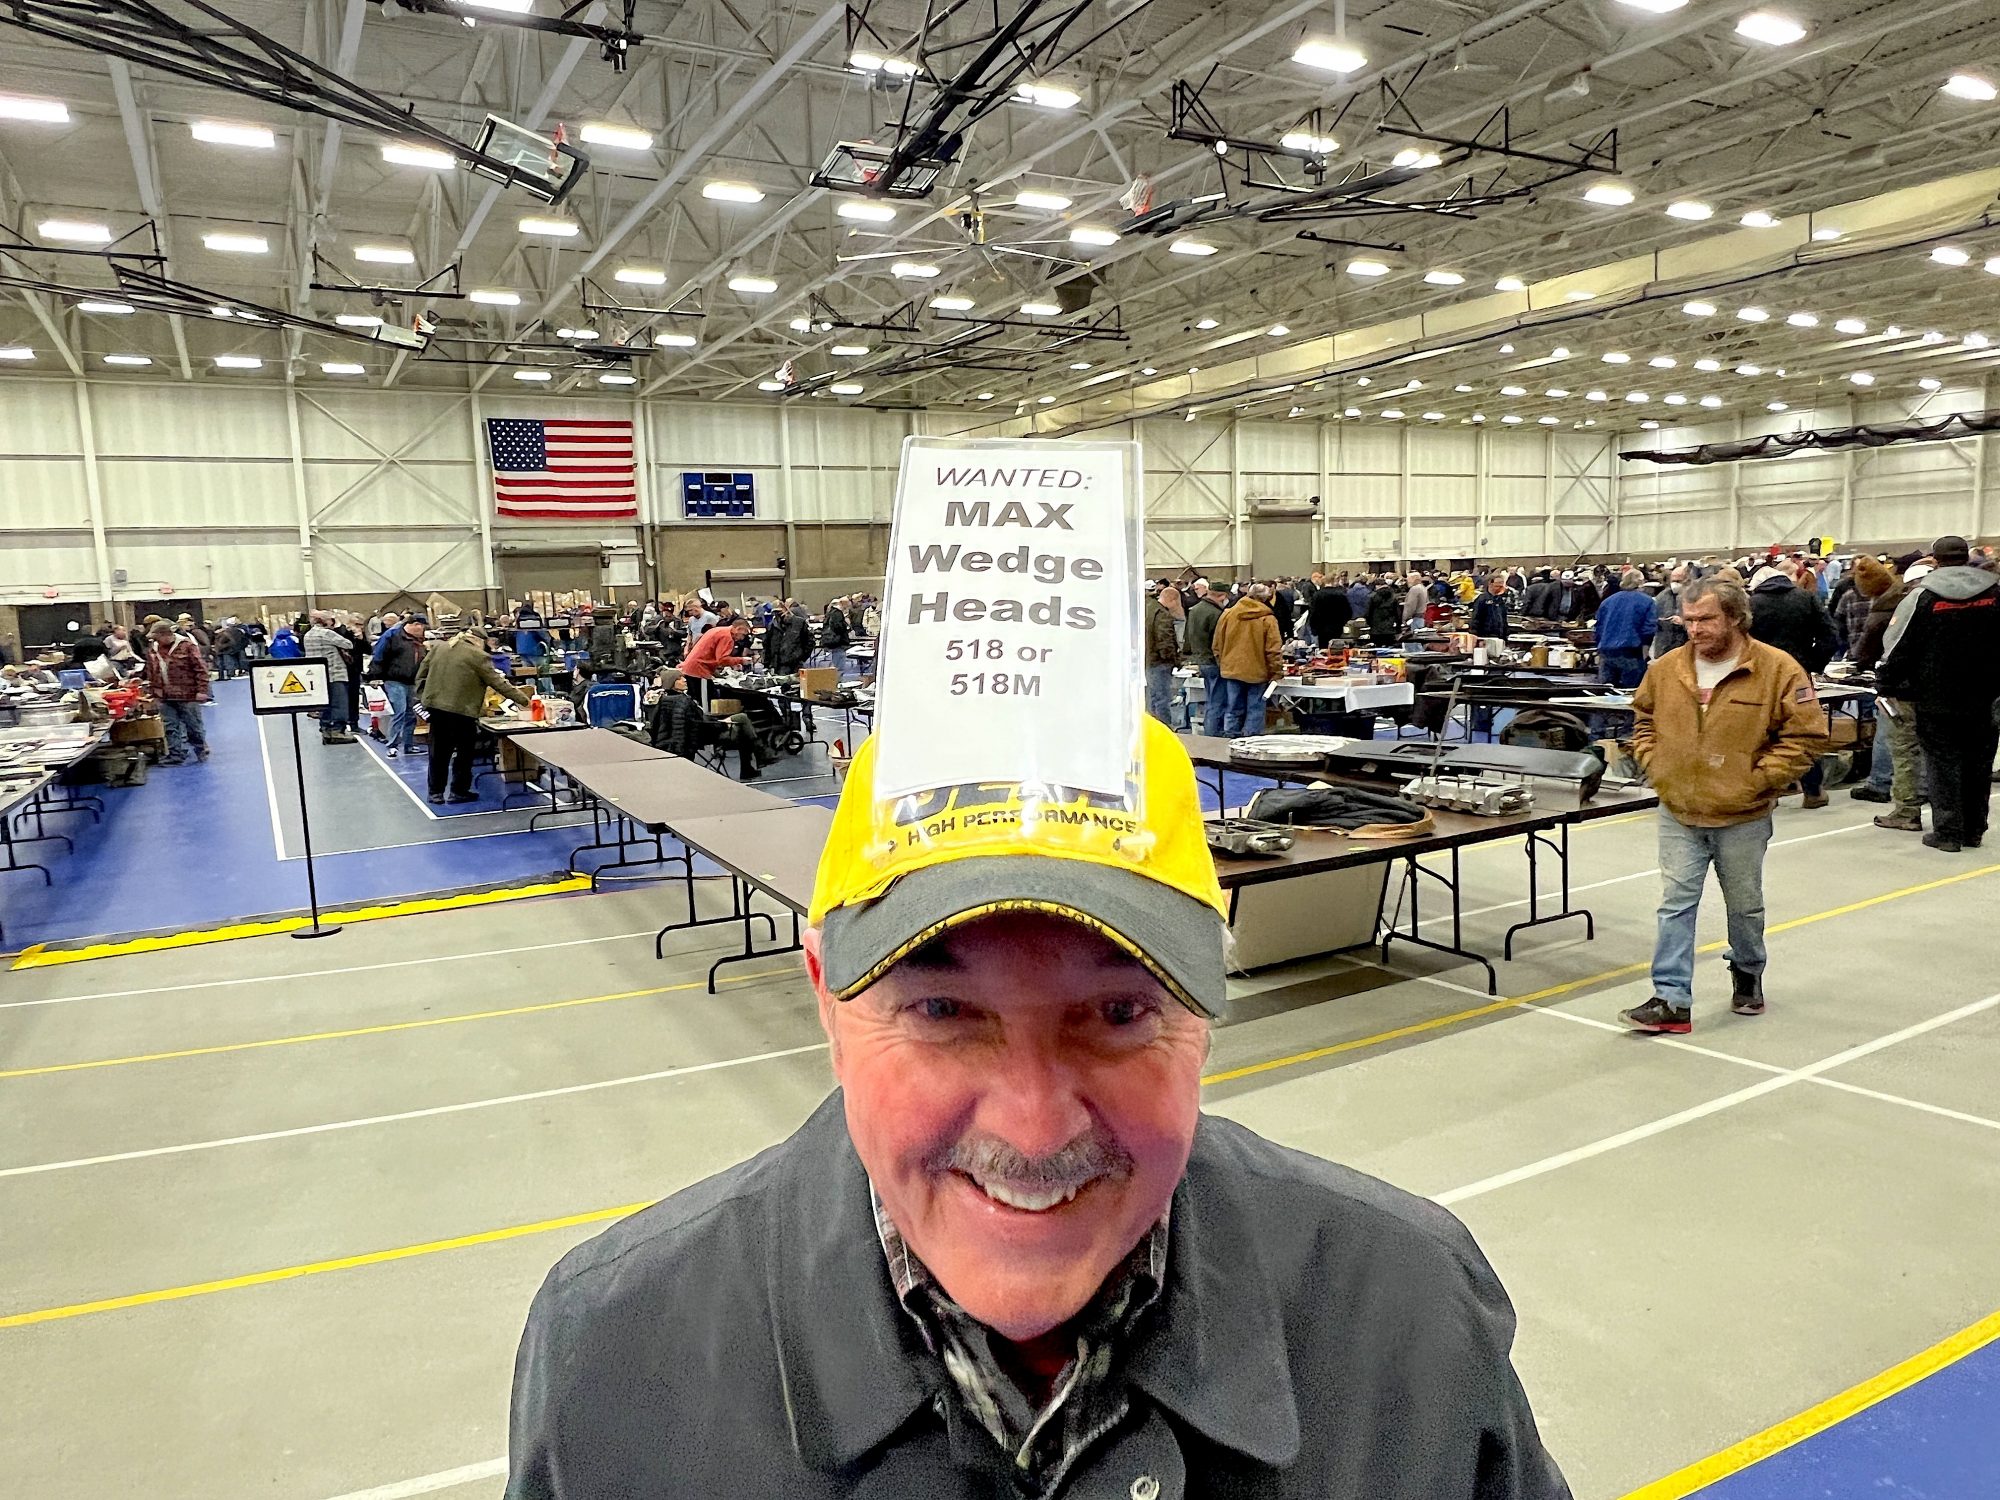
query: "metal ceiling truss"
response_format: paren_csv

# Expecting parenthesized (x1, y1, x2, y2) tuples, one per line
(370, 0, 647, 70)
(309, 252, 467, 304)
(0, 0, 591, 202)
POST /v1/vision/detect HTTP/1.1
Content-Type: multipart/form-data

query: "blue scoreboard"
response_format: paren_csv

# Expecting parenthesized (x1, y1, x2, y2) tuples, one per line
(681, 471, 756, 518)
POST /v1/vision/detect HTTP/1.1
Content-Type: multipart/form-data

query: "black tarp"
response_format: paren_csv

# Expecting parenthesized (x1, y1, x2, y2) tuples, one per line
(1622, 409, 2000, 465)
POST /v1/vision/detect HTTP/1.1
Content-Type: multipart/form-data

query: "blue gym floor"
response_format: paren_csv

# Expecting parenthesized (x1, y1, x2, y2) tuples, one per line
(0, 680, 842, 951)
(1682, 1331, 1999, 1499)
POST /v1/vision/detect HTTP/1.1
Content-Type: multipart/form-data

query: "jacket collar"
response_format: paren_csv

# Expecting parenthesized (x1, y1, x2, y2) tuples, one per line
(770, 1098, 1301, 1474)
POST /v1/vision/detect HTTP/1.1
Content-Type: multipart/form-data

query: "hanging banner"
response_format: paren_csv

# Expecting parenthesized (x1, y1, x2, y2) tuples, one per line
(870, 437, 1143, 799)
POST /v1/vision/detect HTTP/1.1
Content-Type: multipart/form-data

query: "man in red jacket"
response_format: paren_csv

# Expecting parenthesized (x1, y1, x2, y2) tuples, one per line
(144, 621, 212, 764)
(679, 618, 752, 706)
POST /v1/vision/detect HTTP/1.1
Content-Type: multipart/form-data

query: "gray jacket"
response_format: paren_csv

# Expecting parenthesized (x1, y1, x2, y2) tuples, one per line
(506, 1094, 1568, 1500)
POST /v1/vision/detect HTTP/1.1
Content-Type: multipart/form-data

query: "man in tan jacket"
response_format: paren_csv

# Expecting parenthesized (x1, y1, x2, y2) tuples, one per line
(1622, 576, 1827, 1034)
(1209, 583, 1283, 737)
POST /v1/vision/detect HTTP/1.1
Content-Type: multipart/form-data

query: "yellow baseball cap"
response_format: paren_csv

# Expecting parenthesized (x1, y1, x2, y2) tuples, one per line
(809, 716, 1230, 1016)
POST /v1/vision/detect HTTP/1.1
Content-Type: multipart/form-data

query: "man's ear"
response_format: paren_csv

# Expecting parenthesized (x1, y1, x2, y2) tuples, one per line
(803, 926, 841, 1070)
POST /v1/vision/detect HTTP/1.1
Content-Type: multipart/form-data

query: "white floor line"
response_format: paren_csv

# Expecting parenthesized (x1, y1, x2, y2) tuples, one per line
(356, 732, 447, 820)
(318, 1458, 505, 1500)
(309, 990, 2000, 1500)
(1434, 991, 2000, 1207)
(0, 1042, 830, 1180)
(254, 711, 289, 862)
(1809, 1075, 2000, 1133)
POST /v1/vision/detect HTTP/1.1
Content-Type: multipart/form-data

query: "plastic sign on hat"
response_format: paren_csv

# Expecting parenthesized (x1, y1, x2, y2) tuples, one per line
(809, 437, 1230, 1016)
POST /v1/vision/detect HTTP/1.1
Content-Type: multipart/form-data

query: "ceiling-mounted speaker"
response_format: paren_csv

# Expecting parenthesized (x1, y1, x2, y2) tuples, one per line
(1054, 270, 1104, 315)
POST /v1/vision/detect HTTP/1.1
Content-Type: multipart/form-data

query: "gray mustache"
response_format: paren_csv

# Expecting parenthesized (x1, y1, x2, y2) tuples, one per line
(930, 1132, 1134, 1194)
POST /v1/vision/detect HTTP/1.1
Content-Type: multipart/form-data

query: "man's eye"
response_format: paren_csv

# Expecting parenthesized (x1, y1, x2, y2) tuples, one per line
(1102, 998, 1157, 1027)
(913, 998, 962, 1021)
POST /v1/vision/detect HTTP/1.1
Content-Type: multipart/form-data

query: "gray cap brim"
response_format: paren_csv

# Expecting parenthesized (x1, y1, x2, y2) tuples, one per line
(820, 854, 1226, 1018)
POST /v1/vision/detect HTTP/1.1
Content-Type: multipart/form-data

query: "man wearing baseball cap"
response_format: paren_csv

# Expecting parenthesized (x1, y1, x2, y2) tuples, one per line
(505, 712, 1568, 1495)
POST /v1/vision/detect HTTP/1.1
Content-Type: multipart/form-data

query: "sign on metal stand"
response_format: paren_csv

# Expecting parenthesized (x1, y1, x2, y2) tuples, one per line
(249, 660, 341, 940)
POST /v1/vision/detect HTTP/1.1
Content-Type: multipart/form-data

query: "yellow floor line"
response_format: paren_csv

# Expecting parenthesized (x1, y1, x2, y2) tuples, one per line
(0, 966, 802, 1081)
(7, 861, 1996, 1328)
(10, 877, 595, 970)
(1618, 1305, 2000, 1500)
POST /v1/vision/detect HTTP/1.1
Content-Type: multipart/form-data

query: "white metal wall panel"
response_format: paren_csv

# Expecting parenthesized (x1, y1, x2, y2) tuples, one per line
(311, 532, 487, 596)
(104, 537, 299, 595)
(1330, 426, 1400, 476)
(1489, 432, 1547, 476)
(91, 383, 290, 458)
(1487, 475, 1546, 516)
(96, 456, 291, 529)
(0, 458, 89, 529)
(300, 391, 474, 463)
(1235, 422, 1315, 473)
(0, 382, 80, 454)
(307, 462, 482, 529)
(1409, 428, 1477, 475)
(1410, 473, 1476, 516)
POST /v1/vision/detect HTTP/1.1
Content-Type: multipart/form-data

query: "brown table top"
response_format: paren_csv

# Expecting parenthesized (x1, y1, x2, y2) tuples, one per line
(570, 757, 789, 828)
(481, 716, 586, 736)
(669, 804, 835, 913)
(523, 729, 673, 773)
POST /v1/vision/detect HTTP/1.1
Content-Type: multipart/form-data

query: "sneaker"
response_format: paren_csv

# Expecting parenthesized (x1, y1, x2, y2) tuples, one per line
(1848, 785, 1891, 803)
(445, 792, 478, 804)
(385, 747, 399, 759)
(1802, 792, 1829, 810)
(1621, 997, 1692, 1034)
(158, 753, 188, 766)
(194, 747, 210, 762)
(427, 792, 445, 805)
(1873, 811, 1923, 833)
(1729, 963, 1766, 1017)
(1922, 832, 1963, 853)
(1966, 835, 1985, 849)
(741, 767, 763, 782)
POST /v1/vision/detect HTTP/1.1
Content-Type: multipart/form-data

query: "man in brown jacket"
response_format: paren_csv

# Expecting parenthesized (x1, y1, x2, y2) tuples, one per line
(1621, 576, 1827, 1034)
(1209, 582, 1283, 737)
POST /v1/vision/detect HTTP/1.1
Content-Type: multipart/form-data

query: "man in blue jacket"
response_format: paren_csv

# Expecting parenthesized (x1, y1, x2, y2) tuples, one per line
(1592, 569, 1657, 689)
(505, 723, 1570, 1500)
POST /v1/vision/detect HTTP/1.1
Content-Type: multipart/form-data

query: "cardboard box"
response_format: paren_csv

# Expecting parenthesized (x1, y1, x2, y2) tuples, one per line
(111, 715, 165, 745)
(797, 666, 839, 700)
(708, 697, 744, 717)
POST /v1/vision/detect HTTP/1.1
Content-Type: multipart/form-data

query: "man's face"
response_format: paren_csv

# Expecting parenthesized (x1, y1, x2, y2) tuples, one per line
(1682, 595, 1743, 661)
(811, 911, 1207, 1342)
(406, 622, 426, 641)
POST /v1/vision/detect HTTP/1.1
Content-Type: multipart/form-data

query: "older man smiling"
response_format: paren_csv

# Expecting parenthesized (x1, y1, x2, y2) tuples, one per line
(503, 714, 1569, 1498)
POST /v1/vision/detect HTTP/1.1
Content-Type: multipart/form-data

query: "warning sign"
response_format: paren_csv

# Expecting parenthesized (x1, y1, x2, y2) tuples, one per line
(250, 658, 331, 715)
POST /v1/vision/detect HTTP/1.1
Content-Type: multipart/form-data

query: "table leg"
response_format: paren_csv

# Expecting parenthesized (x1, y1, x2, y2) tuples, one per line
(578, 815, 671, 889)
(1503, 820, 1595, 957)
(704, 882, 803, 993)
(655, 855, 779, 957)
(1379, 846, 1499, 993)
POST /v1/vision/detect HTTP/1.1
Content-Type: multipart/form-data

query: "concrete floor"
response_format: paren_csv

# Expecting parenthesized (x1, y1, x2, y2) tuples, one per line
(1, 799, 1996, 1500)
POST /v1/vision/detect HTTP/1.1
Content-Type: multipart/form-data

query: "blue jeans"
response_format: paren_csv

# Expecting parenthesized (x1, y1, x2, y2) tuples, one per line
(161, 700, 206, 759)
(1199, 663, 1226, 737)
(830, 647, 849, 680)
(1145, 663, 1176, 727)
(1216, 678, 1266, 738)
(1651, 811, 1772, 1006)
(320, 679, 352, 734)
(385, 679, 415, 751)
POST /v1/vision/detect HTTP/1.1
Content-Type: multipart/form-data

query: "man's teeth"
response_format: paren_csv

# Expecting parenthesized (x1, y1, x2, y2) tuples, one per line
(972, 1177, 1084, 1212)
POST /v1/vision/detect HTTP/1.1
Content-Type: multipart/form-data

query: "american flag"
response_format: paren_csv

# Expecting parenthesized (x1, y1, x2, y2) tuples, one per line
(487, 418, 639, 520)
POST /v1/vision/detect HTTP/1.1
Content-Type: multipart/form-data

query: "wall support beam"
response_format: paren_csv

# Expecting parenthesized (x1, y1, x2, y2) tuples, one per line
(284, 385, 318, 607)
(72, 378, 113, 603)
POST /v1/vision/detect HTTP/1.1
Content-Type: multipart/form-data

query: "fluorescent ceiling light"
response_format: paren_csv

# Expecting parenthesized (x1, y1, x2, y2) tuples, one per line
(1834, 317, 1867, 334)
(1736, 363, 1762, 376)
(1811, 226, 1842, 242)
(1967, 332, 1991, 348)
(1737, 305, 1770, 322)
(1615, 0, 1688, 11)
(1848, 371, 1875, 386)
(976, 391, 997, 400)
(1346, 259, 1391, 277)
(1014, 189, 1073, 211)
(1740, 210, 1781, 228)
(1649, 355, 1678, 368)
(1736, 11, 1807, 46)
(334, 313, 383, 328)
(1014, 83, 1080, 110)
(1931, 246, 1972, 266)
(1455, 384, 1475, 393)
(728, 275, 777, 294)
(1140, 368, 1157, 377)
(1585, 390, 1609, 402)
(1280, 130, 1339, 154)
(1070, 361, 1093, 370)
(1786, 311, 1819, 327)
(1919, 377, 1944, 391)
(1500, 414, 1521, 424)
(1766, 401, 1789, 412)
(1682, 301, 1717, 316)
(654, 332, 697, 348)
(1583, 182, 1635, 206)
(1640, 420, 1662, 430)
(1665, 200, 1713, 220)
(203, 230, 269, 254)
(891, 261, 940, 279)
(1422, 411, 1446, 421)
(209, 305, 234, 319)
(462, 0, 532, 10)
(1625, 392, 1650, 403)
(1020, 300, 1062, 316)
(1494, 276, 1527, 292)
(555, 327, 597, 339)
(1381, 409, 1405, 420)
(1423, 269, 1465, 285)
(513, 369, 553, 381)
(40, 219, 112, 244)
(103, 354, 151, 367)
(1922, 329, 1947, 344)
(758, 380, 786, 392)
(837, 201, 897, 223)
(830, 382, 864, 396)
(381, 142, 454, 169)
(1943, 74, 1998, 102)
(193, 120, 273, 149)
(1500, 384, 1527, 397)
(0, 95, 69, 124)
(702, 181, 765, 204)
(614, 266, 667, 285)
(832, 344, 870, 357)
(353, 244, 415, 265)
(519, 216, 580, 237)
(1985, 258, 2000, 275)
(1665, 394, 1688, 405)
(1267, 324, 1291, 338)
(580, 122, 654, 151)
(1070, 226, 1120, 247)
(1601, 351, 1632, 364)
(1171, 238, 1218, 257)
(1293, 39, 1367, 73)
(0, 346, 35, 360)
(1700, 395, 1724, 408)
(1695, 358, 1723, 372)
(469, 289, 520, 306)
(1391, 148, 1441, 169)
(321, 362, 365, 376)
(598, 373, 637, 385)
(1037, 396, 1057, 405)
(1195, 317, 1220, 329)
(77, 300, 133, 315)
(1538, 416, 1561, 426)
(213, 355, 262, 369)
(931, 295, 975, 311)
(1566, 289, 1597, 302)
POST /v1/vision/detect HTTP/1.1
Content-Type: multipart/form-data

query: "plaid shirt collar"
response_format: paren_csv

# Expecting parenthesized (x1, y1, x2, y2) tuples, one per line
(871, 1184, 1168, 1493)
